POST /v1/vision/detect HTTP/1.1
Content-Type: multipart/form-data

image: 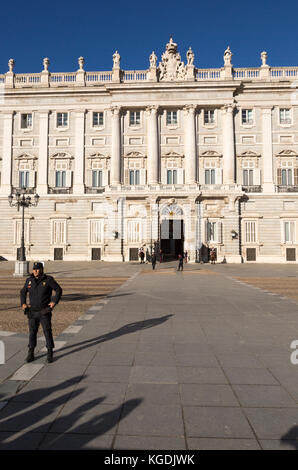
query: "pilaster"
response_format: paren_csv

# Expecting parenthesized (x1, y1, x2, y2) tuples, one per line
(73, 110, 86, 194)
(222, 104, 235, 184)
(0, 112, 13, 195)
(111, 106, 121, 185)
(262, 107, 275, 193)
(146, 106, 159, 185)
(37, 111, 49, 195)
(183, 105, 197, 184)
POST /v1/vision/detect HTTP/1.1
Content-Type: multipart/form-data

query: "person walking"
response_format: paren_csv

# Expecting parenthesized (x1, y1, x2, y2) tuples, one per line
(210, 247, 216, 265)
(20, 262, 63, 364)
(139, 249, 145, 264)
(177, 253, 184, 271)
(151, 252, 157, 270)
(184, 250, 188, 263)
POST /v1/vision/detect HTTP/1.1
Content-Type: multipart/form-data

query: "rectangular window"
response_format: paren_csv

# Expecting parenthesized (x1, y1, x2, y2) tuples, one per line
(245, 221, 256, 243)
(92, 170, 103, 187)
(21, 113, 32, 129)
(55, 170, 66, 187)
(129, 169, 140, 185)
(206, 221, 217, 242)
(284, 221, 295, 243)
(204, 110, 215, 124)
(166, 111, 178, 125)
(90, 220, 103, 244)
(167, 169, 177, 184)
(281, 168, 293, 186)
(128, 220, 140, 242)
(19, 171, 29, 188)
(205, 169, 216, 185)
(53, 220, 66, 245)
(93, 112, 104, 127)
(243, 169, 254, 186)
(129, 111, 140, 126)
(57, 113, 68, 127)
(242, 109, 253, 124)
(280, 108, 292, 125)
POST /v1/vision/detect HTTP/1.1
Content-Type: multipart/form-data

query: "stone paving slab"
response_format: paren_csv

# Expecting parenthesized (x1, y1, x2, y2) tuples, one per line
(0, 262, 298, 449)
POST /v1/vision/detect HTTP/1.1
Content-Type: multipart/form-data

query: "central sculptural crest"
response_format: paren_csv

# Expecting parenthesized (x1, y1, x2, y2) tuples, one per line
(158, 37, 188, 81)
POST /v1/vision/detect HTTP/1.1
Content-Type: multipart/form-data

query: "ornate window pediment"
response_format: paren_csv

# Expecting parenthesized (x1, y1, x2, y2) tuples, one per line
(87, 152, 109, 159)
(200, 151, 222, 158)
(15, 153, 37, 172)
(125, 151, 144, 158)
(50, 152, 73, 160)
(15, 153, 37, 161)
(162, 151, 182, 158)
(277, 149, 297, 157)
(239, 150, 260, 157)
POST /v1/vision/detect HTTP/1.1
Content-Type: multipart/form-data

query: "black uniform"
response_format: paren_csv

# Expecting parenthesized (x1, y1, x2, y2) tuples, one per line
(20, 273, 62, 350)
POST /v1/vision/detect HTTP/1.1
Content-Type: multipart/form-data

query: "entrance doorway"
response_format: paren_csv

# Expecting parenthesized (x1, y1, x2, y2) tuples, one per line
(160, 219, 184, 260)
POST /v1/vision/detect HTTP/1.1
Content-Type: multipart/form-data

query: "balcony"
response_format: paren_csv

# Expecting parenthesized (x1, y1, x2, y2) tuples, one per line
(85, 187, 105, 194)
(242, 185, 262, 193)
(12, 187, 35, 194)
(48, 187, 73, 194)
(276, 185, 298, 193)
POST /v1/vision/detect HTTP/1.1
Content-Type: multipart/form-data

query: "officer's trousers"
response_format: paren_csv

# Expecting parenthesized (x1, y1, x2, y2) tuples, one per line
(28, 311, 55, 350)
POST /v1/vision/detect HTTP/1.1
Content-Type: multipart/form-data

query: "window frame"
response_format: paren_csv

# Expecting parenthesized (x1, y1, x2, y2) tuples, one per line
(56, 112, 69, 129)
(166, 110, 178, 127)
(203, 109, 216, 125)
(92, 111, 104, 128)
(241, 108, 254, 126)
(279, 108, 292, 126)
(129, 110, 141, 127)
(20, 113, 33, 130)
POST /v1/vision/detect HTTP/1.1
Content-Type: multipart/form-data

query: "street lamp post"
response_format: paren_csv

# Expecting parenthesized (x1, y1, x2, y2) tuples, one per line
(8, 187, 39, 277)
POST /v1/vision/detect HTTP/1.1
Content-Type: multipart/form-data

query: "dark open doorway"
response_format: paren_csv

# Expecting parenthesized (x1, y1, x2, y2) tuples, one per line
(160, 219, 184, 261)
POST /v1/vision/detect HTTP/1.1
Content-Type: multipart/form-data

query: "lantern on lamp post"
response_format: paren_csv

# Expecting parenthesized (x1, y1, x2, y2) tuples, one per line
(8, 187, 39, 276)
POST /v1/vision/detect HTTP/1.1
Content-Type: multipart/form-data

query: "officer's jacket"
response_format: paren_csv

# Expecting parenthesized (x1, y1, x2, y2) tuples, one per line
(20, 274, 62, 312)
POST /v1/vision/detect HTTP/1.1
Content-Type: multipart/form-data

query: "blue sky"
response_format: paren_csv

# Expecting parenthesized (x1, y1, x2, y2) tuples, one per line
(0, 0, 297, 73)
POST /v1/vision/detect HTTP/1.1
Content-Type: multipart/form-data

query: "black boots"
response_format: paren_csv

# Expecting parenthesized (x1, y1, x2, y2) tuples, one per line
(47, 348, 53, 363)
(26, 349, 34, 363)
(26, 348, 53, 363)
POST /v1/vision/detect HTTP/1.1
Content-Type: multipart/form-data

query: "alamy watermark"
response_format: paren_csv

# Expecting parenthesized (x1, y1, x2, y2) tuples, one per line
(290, 340, 298, 365)
(0, 340, 5, 364)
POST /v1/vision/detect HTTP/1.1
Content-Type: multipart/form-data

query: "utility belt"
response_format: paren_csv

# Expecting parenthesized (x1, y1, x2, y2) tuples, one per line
(24, 306, 52, 318)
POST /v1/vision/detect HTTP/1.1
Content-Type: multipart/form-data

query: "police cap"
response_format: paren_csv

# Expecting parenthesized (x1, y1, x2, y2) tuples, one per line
(32, 262, 44, 270)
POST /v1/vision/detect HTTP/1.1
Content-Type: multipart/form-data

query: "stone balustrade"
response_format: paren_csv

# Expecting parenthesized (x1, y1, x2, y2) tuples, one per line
(1, 65, 298, 88)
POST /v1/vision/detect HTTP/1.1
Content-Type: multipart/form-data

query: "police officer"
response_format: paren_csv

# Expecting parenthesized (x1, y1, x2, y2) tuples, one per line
(20, 262, 62, 363)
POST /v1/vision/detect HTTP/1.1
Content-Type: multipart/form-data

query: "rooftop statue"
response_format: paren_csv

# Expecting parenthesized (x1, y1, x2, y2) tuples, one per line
(224, 46, 233, 66)
(149, 51, 157, 68)
(113, 50, 121, 69)
(186, 47, 194, 66)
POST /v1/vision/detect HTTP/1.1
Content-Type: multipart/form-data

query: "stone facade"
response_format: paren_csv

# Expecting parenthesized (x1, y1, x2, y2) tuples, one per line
(1, 38, 298, 263)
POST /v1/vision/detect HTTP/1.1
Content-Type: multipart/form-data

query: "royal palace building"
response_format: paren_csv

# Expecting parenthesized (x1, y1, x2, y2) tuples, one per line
(1, 38, 298, 263)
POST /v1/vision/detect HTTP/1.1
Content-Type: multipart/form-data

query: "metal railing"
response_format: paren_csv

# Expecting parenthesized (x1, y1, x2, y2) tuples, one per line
(242, 185, 262, 193)
(276, 185, 298, 192)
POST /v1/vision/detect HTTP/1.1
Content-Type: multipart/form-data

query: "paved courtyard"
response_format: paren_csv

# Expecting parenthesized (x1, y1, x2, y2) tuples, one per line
(0, 260, 298, 450)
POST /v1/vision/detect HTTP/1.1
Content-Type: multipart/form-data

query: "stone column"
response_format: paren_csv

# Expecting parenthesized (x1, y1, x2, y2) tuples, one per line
(262, 107, 274, 193)
(184, 105, 197, 184)
(111, 107, 121, 185)
(37, 111, 49, 195)
(0, 112, 13, 195)
(222, 104, 235, 184)
(146, 106, 159, 185)
(73, 110, 85, 194)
